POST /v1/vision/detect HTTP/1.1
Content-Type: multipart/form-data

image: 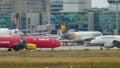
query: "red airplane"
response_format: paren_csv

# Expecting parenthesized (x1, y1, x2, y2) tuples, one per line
(0, 36, 61, 51)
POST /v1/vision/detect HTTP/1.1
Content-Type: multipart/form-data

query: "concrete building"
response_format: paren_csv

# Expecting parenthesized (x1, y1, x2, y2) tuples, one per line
(3, 0, 120, 35)
(13, 0, 48, 13)
(0, 14, 11, 28)
(12, 0, 50, 34)
(62, 0, 91, 12)
(107, 0, 120, 35)
(0, 0, 14, 28)
(50, 12, 88, 31)
(0, 0, 13, 13)
(93, 11, 120, 35)
(0, 0, 50, 34)
(107, 0, 120, 11)
(50, 0, 63, 13)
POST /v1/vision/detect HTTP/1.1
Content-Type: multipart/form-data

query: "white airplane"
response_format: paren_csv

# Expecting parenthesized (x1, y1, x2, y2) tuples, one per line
(90, 35, 120, 49)
(61, 31, 103, 44)
(0, 13, 24, 36)
(57, 24, 103, 45)
(0, 28, 23, 36)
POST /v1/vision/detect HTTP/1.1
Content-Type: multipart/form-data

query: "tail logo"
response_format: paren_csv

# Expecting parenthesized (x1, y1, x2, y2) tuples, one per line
(9, 13, 19, 29)
(13, 13, 19, 24)
(14, 17, 18, 24)
(61, 24, 66, 33)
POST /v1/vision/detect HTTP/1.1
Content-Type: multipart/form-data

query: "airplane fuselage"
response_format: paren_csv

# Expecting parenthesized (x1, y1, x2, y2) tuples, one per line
(62, 31, 103, 41)
(91, 35, 120, 44)
(0, 28, 23, 36)
(0, 36, 61, 49)
(90, 35, 120, 48)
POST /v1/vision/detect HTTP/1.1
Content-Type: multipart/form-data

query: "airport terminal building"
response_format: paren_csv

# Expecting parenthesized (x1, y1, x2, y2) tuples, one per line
(0, 0, 120, 35)
(50, 0, 120, 35)
(50, 11, 120, 35)
(62, 0, 91, 12)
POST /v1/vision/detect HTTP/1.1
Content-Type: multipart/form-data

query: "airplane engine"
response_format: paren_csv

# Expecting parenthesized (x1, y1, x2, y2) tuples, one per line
(104, 43, 114, 48)
(12, 44, 25, 51)
(113, 40, 120, 48)
(26, 43, 37, 50)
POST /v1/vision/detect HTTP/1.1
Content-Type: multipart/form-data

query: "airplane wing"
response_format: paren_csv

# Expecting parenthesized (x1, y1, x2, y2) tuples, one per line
(79, 36, 94, 41)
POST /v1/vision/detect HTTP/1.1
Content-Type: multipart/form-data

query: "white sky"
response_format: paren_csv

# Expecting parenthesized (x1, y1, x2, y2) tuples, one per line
(92, 0, 109, 8)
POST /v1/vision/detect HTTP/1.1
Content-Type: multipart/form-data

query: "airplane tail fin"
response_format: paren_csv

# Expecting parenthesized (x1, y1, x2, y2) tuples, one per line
(58, 17, 66, 33)
(60, 24, 66, 33)
(9, 13, 19, 29)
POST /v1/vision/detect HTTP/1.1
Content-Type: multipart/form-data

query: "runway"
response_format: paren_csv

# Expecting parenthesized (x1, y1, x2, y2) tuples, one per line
(38, 46, 119, 51)
(0, 46, 119, 51)
(0, 46, 120, 58)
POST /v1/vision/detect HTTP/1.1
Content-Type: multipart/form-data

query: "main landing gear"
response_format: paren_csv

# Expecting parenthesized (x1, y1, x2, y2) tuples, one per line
(8, 48, 12, 51)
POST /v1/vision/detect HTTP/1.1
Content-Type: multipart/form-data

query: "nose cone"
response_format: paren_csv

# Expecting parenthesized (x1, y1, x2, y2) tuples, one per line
(90, 40, 97, 44)
(52, 39, 61, 48)
(56, 41, 61, 47)
(90, 39, 98, 45)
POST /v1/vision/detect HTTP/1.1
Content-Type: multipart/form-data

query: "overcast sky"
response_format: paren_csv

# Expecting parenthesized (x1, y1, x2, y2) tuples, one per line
(92, 0, 109, 8)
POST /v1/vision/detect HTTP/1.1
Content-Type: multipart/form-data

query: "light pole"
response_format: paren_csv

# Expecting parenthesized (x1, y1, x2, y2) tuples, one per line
(28, 0, 32, 35)
(115, 0, 119, 35)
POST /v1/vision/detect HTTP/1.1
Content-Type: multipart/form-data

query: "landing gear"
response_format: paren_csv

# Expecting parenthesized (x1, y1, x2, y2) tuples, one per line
(113, 40, 120, 49)
(12, 45, 19, 51)
(12, 43, 26, 51)
(8, 48, 12, 51)
(100, 46, 103, 50)
(51, 48, 54, 51)
(12, 39, 26, 51)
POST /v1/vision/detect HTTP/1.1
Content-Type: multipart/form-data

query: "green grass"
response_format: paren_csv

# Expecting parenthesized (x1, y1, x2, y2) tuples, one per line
(0, 50, 120, 68)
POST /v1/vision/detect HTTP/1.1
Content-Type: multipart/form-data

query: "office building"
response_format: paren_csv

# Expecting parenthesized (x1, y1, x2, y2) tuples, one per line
(50, 0, 63, 13)
(107, 0, 120, 11)
(0, 14, 11, 28)
(50, 12, 88, 31)
(13, 0, 48, 13)
(0, 0, 13, 13)
(0, 0, 50, 34)
(62, 0, 91, 12)
(93, 11, 120, 34)
(13, 0, 50, 33)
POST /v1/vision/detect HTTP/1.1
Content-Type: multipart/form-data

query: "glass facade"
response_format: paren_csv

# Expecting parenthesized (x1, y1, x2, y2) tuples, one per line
(94, 12, 120, 34)
(108, 0, 120, 11)
(107, 0, 120, 3)
(50, 12, 88, 31)
(23, 0, 45, 13)
(0, 0, 13, 13)
(50, 11, 120, 35)
(0, 14, 11, 28)
(50, 0, 63, 12)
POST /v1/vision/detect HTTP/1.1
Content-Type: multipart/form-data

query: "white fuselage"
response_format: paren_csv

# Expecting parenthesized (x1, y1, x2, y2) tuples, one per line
(72, 31, 103, 41)
(90, 35, 120, 45)
(0, 28, 23, 36)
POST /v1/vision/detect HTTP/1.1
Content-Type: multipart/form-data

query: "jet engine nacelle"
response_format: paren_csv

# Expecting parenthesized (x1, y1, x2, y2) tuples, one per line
(113, 40, 120, 48)
(12, 43, 37, 51)
(104, 43, 114, 48)
(12, 40, 37, 51)
(26, 43, 37, 50)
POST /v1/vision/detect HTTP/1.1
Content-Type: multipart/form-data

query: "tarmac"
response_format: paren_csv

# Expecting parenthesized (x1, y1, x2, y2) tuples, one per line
(38, 45, 119, 51)
(0, 45, 119, 51)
